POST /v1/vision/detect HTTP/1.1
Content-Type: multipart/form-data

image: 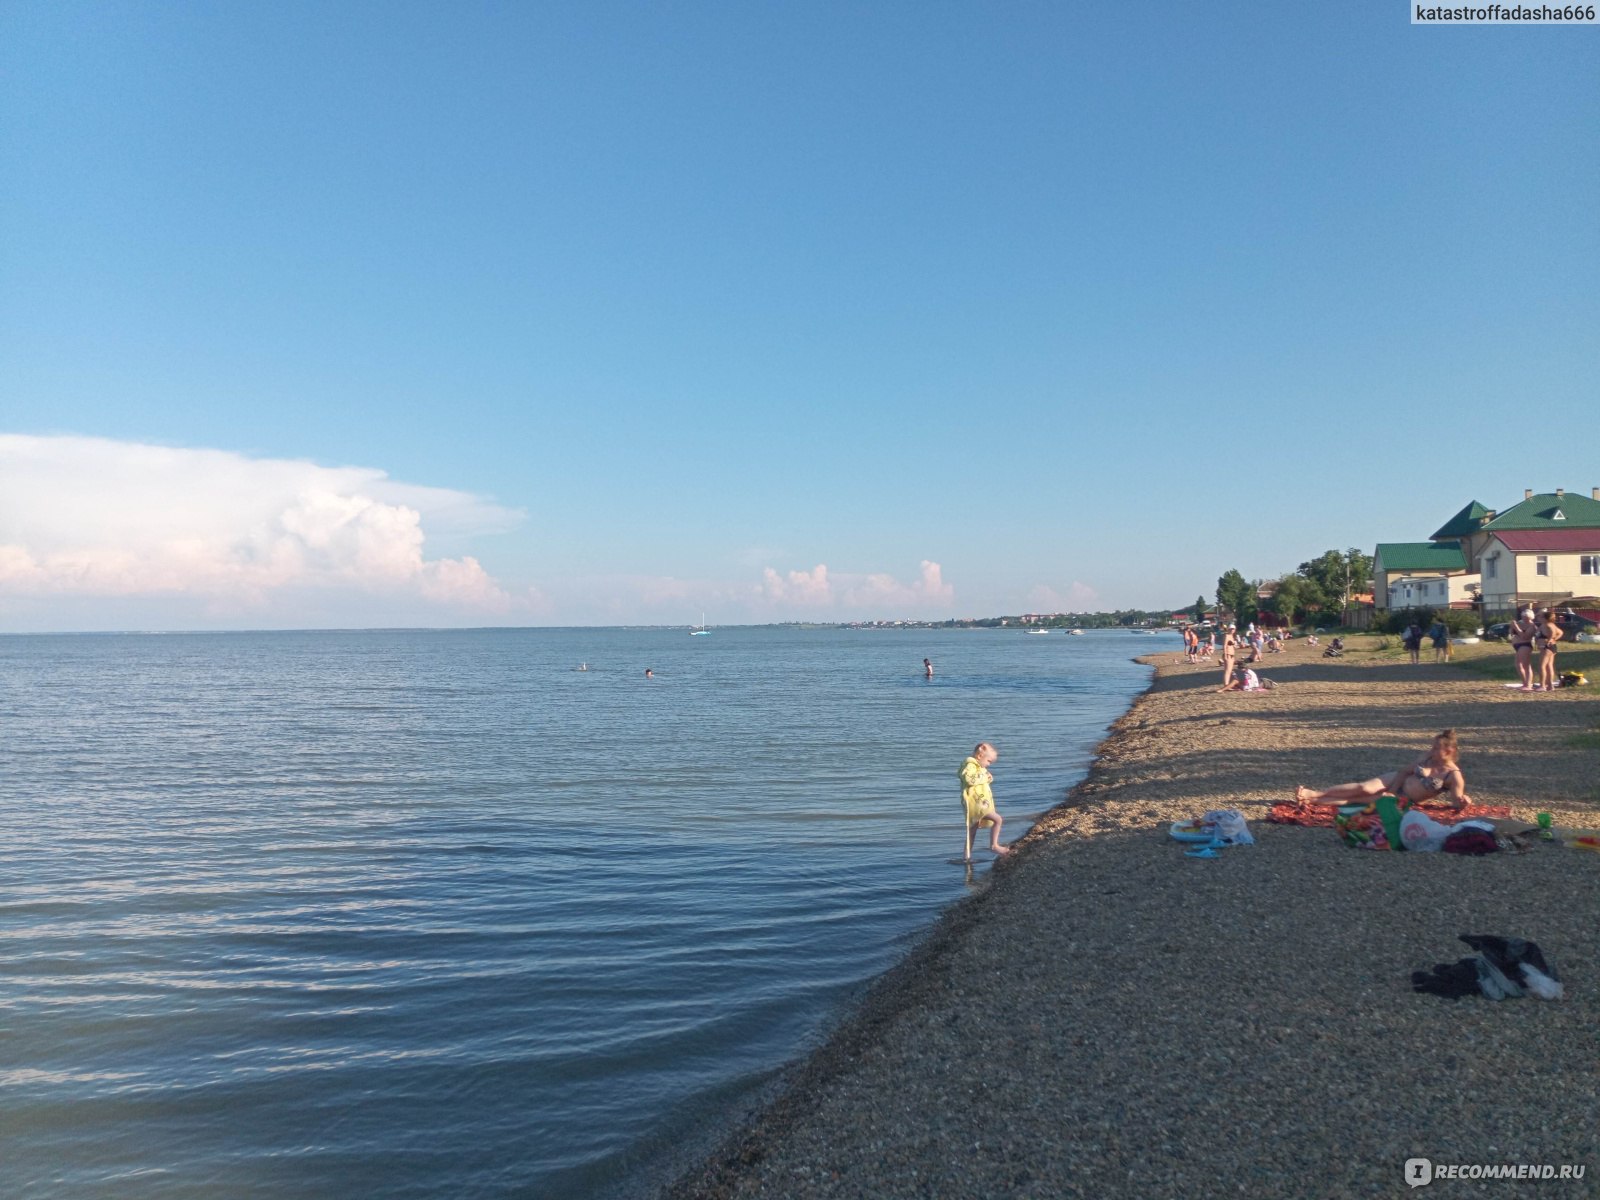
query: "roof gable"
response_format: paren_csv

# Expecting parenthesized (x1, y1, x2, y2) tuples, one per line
(1430, 500, 1489, 541)
(1484, 491, 1600, 532)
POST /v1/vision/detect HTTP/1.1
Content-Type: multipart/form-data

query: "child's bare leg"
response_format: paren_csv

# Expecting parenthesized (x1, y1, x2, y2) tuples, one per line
(983, 812, 1008, 853)
(964, 821, 976, 862)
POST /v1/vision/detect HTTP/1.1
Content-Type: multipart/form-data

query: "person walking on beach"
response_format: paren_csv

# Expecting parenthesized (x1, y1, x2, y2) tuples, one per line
(1294, 729, 1471, 811)
(959, 742, 1008, 860)
(1429, 617, 1451, 662)
(1219, 624, 1237, 690)
(1403, 620, 1424, 665)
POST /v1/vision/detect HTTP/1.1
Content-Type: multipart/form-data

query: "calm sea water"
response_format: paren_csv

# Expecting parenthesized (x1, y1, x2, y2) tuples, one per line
(0, 626, 1161, 1199)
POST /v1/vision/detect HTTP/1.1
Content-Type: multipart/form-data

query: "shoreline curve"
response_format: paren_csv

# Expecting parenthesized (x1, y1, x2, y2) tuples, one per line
(663, 643, 1600, 1199)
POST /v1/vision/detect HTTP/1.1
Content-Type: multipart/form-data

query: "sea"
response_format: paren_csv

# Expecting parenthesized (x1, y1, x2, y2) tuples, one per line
(0, 626, 1165, 1200)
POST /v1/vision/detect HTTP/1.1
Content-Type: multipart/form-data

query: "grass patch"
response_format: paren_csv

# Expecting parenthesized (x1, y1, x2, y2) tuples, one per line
(1453, 645, 1600, 689)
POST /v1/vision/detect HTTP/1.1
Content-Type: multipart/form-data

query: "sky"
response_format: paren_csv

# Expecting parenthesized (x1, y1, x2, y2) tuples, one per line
(2, 2, 1596, 630)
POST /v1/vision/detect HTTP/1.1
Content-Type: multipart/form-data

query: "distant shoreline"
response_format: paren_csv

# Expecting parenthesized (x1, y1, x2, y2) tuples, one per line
(0, 620, 1188, 637)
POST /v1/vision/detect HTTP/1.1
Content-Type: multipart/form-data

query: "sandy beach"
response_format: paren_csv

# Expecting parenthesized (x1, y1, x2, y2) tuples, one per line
(666, 639, 1600, 1199)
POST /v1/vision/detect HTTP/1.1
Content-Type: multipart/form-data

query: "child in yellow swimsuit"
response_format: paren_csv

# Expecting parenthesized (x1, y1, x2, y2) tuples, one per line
(959, 742, 1008, 861)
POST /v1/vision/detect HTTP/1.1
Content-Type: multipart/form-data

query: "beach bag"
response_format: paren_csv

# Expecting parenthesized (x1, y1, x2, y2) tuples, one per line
(1201, 809, 1254, 846)
(1335, 795, 1405, 850)
(1399, 809, 1453, 852)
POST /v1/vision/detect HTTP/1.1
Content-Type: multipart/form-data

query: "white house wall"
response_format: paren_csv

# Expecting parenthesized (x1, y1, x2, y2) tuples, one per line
(1478, 540, 1600, 608)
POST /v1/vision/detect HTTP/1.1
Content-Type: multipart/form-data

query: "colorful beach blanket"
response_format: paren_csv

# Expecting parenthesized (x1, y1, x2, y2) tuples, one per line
(1268, 799, 1512, 829)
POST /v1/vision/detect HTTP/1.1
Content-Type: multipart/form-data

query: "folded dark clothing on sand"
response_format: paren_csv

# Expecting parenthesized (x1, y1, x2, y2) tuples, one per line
(1413, 935, 1563, 1001)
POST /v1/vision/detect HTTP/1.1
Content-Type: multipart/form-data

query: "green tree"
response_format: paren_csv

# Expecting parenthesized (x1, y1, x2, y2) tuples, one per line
(1191, 595, 1207, 623)
(1297, 550, 1347, 598)
(1343, 548, 1373, 601)
(1216, 569, 1252, 622)
(1268, 575, 1305, 627)
(1297, 547, 1373, 615)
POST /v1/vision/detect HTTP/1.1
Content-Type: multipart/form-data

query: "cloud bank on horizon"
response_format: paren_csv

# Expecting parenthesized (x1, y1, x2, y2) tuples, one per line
(0, 435, 524, 621)
(0, 434, 1105, 629)
(758, 560, 952, 611)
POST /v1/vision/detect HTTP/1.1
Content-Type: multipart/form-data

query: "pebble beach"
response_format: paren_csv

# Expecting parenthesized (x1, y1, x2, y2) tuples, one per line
(666, 640, 1600, 1199)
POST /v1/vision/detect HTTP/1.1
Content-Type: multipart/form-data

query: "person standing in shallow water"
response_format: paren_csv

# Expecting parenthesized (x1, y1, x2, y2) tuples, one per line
(923, 658, 934, 679)
(959, 742, 1007, 861)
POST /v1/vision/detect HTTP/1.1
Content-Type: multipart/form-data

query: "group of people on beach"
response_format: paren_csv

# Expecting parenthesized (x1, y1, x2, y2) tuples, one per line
(1213, 622, 1280, 692)
(1180, 625, 1215, 663)
(1508, 606, 1565, 692)
(1401, 618, 1453, 665)
(951, 604, 1570, 862)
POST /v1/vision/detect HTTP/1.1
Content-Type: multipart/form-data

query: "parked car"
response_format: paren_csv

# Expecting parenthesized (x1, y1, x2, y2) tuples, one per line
(1557, 611, 1598, 638)
(1484, 622, 1511, 642)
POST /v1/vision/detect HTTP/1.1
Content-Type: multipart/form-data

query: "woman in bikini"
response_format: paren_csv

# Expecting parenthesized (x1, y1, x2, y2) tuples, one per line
(1294, 729, 1470, 811)
(1536, 609, 1563, 692)
(1508, 606, 1538, 691)
(1218, 624, 1238, 691)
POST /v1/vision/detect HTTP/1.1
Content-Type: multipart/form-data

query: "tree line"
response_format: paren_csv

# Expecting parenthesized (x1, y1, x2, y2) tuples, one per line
(1213, 548, 1373, 628)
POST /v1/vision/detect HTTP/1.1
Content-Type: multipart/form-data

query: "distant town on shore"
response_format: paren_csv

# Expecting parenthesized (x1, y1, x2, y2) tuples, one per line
(823, 485, 1600, 636)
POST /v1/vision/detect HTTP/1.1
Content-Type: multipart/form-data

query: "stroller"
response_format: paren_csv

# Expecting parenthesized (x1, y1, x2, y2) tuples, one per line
(1323, 636, 1345, 659)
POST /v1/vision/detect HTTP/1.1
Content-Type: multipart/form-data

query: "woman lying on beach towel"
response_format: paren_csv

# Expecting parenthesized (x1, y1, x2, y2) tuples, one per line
(1294, 729, 1471, 812)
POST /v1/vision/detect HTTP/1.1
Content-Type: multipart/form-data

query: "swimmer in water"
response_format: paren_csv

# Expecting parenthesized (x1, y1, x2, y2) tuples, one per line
(644, 668, 654, 679)
(924, 658, 934, 679)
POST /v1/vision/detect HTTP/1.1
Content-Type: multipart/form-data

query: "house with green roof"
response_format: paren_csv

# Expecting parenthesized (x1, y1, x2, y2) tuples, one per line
(1373, 542, 1475, 612)
(1380, 486, 1600, 616)
(1466, 488, 1600, 612)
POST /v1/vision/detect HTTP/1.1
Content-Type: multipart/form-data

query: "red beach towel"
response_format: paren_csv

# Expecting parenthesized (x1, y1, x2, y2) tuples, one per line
(1268, 800, 1513, 828)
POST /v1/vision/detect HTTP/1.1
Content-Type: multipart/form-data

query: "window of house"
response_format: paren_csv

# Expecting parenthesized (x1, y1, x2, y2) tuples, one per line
(1582, 555, 1599, 576)
(1536, 555, 1549, 577)
(1484, 556, 1497, 579)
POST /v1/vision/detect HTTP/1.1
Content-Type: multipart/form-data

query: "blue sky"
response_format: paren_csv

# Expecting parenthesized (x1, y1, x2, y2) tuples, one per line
(2, 2, 1596, 629)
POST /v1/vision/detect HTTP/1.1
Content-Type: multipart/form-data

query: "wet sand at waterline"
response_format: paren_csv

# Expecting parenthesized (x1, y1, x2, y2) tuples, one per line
(667, 640, 1600, 1199)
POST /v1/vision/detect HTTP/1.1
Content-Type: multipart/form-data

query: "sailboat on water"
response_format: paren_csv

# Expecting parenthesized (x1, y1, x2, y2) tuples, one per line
(690, 613, 710, 636)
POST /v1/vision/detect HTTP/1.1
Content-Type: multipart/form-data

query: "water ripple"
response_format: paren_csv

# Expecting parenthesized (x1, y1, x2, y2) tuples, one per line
(0, 626, 1158, 1199)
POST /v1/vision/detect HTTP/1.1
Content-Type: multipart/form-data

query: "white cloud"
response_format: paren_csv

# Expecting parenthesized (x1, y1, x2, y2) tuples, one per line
(761, 563, 833, 606)
(1026, 581, 1100, 612)
(0, 434, 522, 613)
(759, 560, 953, 614)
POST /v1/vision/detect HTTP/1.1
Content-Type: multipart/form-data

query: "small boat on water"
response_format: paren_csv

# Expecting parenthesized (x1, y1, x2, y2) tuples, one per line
(1068, 628, 1085, 636)
(690, 612, 710, 636)
(1026, 629, 1049, 635)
